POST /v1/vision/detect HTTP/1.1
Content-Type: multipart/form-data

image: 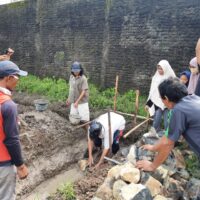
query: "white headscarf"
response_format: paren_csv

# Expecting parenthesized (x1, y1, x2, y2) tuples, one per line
(147, 60, 176, 115)
(188, 57, 199, 94)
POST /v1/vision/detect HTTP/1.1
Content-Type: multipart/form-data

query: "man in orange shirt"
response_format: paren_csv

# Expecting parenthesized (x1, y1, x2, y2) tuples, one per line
(0, 60, 28, 200)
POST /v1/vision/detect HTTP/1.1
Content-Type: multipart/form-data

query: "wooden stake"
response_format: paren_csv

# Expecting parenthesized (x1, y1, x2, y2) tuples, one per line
(146, 112, 150, 130)
(113, 75, 119, 112)
(114, 110, 153, 121)
(74, 120, 92, 129)
(133, 90, 140, 125)
(123, 118, 150, 139)
(108, 110, 112, 151)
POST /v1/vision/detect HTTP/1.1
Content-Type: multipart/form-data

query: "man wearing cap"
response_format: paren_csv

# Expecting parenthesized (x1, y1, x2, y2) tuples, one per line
(88, 112, 126, 169)
(0, 61, 28, 199)
(0, 48, 15, 61)
(66, 61, 90, 124)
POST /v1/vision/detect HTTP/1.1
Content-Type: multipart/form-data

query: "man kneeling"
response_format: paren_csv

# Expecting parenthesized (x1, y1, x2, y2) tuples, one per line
(88, 112, 126, 169)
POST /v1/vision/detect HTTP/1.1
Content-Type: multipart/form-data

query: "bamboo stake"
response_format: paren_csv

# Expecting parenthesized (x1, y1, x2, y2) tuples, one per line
(123, 118, 150, 139)
(113, 75, 119, 112)
(146, 112, 150, 130)
(74, 120, 92, 129)
(114, 110, 153, 121)
(108, 110, 112, 152)
(133, 90, 140, 125)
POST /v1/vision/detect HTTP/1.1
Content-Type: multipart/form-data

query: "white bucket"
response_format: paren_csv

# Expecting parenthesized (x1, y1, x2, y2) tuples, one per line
(69, 114, 81, 125)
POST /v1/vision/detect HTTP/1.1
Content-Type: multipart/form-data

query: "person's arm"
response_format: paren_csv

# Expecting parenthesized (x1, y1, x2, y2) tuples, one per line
(136, 136, 174, 171)
(137, 109, 184, 171)
(2, 101, 28, 179)
(95, 148, 109, 169)
(140, 135, 171, 152)
(74, 90, 87, 107)
(151, 137, 174, 168)
(88, 136, 94, 167)
(0, 55, 7, 61)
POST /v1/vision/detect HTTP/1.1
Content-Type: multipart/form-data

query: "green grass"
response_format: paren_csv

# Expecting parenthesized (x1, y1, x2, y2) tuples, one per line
(16, 74, 147, 115)
(57, 182, 76, 200)
(16, 75, 68, 102)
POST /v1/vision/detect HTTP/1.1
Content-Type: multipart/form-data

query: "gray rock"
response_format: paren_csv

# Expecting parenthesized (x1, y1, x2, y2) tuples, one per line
(91, 197, 102, 200)
(144, 176, 163, 197)
(173, 168, 190, 181)
(113, 180, 127, 199)
(153, 195, 168, 200)
(127, 145, 137, 165)
(121, 147, 131, 157)
(164, 177, 184, 200)
(119, 183, 153, 200)
(96, 182, 113, 200)
(151, 165, 169, 184)
(186, 178, 200, 200)
(120, 164, 140, 183)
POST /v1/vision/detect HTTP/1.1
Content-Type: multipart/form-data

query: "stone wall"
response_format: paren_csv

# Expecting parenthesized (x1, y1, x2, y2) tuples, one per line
(0, 0, 200, 93)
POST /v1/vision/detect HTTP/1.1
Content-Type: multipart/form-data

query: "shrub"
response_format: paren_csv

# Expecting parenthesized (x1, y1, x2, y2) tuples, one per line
(58, 182, 76, 200)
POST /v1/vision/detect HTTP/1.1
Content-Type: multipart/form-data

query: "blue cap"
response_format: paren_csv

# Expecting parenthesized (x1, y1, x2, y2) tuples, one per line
(180, 70, 191, 80)
(71, 61, 81, 73)
(0, 61, 28, 78)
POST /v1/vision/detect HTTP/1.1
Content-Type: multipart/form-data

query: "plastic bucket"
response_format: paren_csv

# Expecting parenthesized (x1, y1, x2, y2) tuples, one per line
(34, 99, 49, 112)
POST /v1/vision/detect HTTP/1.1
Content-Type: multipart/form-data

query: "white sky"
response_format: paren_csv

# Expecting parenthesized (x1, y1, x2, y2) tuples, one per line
(0, 0, 23, 5)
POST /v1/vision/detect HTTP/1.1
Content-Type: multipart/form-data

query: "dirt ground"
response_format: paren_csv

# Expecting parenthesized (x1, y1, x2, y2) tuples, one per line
(12, 92, 147, 199)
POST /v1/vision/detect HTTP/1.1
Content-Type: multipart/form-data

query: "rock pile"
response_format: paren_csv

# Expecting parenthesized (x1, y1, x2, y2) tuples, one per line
(91, 135, 200, 200)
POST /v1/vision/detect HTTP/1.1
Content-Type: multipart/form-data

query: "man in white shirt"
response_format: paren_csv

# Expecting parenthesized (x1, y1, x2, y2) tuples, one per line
(88, 112, 125, 169)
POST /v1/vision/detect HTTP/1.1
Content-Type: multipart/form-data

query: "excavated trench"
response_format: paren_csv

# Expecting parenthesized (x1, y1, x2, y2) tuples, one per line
(13, 92, 144, 199)
(16, 112, 86, 198)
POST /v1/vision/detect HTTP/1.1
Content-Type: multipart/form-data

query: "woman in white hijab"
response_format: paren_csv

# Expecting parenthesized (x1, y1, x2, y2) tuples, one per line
(145, 60, 176, 135)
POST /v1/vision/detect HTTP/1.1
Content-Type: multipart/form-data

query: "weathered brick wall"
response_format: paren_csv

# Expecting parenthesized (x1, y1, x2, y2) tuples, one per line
(0, 0, 199, 93)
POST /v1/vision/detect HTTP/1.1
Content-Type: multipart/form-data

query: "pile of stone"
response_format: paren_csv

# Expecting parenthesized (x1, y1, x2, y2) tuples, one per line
(91, 135, 200, 200)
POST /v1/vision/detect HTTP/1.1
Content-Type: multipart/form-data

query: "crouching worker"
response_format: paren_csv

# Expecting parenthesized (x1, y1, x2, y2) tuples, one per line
(88, 112, 126, 169)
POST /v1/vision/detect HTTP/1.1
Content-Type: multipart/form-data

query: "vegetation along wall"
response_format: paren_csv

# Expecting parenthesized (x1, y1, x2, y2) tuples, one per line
(0, 0, 200, 93)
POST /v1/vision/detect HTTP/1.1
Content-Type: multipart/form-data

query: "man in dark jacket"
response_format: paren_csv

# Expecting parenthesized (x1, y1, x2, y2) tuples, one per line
(0, 61, 28, 200)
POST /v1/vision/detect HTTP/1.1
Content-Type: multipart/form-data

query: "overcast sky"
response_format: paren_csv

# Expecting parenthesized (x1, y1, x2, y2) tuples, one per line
(0, 0, 23, 5)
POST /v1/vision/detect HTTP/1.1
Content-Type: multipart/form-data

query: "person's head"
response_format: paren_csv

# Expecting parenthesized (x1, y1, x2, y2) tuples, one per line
(157, 65, 164, 75)
(89, 121, 102, 147)
(0, 61, 28, 91)
(157, 60, 172, 76)
(5, 48, 14, 56)
(179, 70, 191, 86)
(158, 77, 188, 109)
(71, 61, 83, 77)
(189, 57, 199, 75)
